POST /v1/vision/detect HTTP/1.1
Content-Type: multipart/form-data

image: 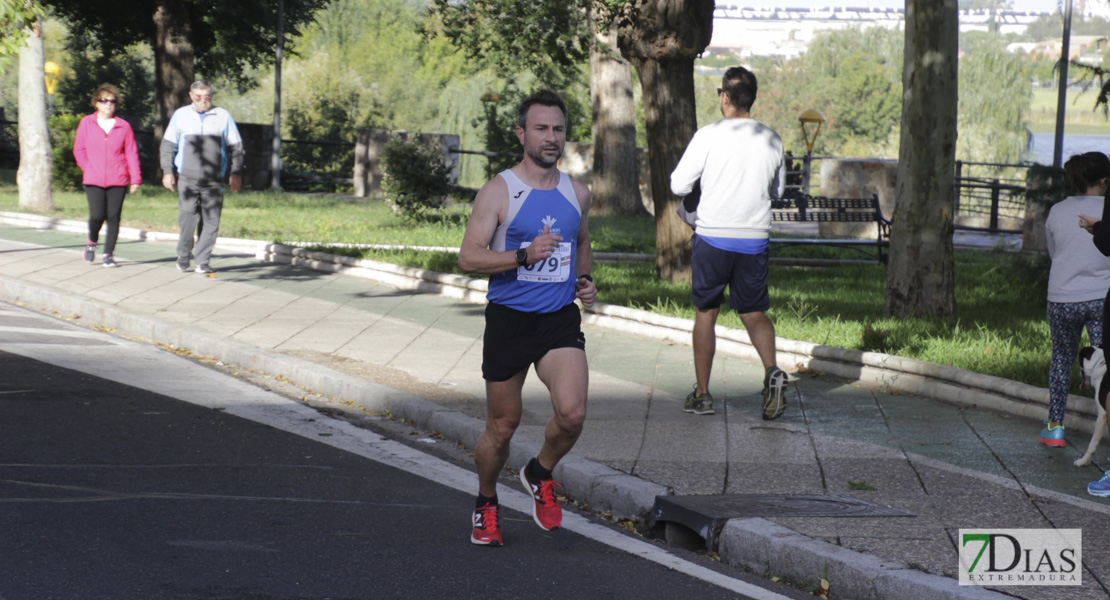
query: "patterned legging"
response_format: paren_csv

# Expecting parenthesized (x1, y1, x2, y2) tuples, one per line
(1047, 299, 1104, 423)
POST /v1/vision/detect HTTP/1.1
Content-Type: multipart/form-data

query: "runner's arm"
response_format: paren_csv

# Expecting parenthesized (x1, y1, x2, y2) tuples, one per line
(459, 178, 560, 275)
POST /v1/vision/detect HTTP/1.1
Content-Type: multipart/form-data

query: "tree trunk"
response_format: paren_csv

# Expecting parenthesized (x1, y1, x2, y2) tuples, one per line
(884, 0, 958, 318)
(616, 0, 713, 281)
(152, 0, 194, 146)
(587, 3, 641, 217)
(635, 56, 700, 280)
(16, 21, 53, 212)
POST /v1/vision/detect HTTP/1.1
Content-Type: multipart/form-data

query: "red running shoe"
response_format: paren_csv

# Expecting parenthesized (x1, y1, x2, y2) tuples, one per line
(520, 467, 562, 531)
(470, 502, 503, 546)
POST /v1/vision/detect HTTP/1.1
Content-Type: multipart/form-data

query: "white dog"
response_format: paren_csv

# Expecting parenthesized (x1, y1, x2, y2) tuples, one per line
(1075, 346, 1109, 467)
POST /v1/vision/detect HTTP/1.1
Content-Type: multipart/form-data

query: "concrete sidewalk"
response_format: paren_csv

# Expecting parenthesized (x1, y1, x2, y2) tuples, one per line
(0, 222, 1107, 600)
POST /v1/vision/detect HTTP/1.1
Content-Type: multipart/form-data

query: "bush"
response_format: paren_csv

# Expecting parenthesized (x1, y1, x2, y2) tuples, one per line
(48, 113, 83, 192)
(379, 138, 452, 219)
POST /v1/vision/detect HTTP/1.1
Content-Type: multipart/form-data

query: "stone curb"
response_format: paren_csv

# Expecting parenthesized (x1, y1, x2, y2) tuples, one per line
(719, 519, 1009, 600)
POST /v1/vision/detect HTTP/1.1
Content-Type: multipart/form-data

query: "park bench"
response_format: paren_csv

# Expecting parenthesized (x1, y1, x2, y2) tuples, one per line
(769, 193, 891, 263)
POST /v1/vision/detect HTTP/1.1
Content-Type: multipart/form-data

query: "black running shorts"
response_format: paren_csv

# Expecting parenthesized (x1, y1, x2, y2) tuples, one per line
(482, 301, 586, 382)
(691, 234, 770, 313)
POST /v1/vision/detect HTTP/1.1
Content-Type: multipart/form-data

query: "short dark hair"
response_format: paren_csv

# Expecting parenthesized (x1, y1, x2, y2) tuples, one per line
(90, 83, 121, 108)
(1064, 152, 1110, 194)
(517, 89, 568, 129)
(721, 66, 758, 112)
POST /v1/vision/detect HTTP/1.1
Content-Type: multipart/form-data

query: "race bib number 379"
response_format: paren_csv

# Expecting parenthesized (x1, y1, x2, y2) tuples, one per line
(517, 241, 571, 283)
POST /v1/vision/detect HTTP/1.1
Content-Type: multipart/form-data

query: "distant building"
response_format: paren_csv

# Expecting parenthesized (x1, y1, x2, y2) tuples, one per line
(1019, 36, 1109, 64)
(709, 5, 1052, 58)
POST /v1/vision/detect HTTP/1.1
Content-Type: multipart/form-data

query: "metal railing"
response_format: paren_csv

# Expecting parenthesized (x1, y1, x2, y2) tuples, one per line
(954, 160, 1029, 233)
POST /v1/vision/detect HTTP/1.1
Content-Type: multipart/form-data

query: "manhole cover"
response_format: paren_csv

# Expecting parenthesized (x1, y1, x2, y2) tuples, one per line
(651, 494, 914, 551)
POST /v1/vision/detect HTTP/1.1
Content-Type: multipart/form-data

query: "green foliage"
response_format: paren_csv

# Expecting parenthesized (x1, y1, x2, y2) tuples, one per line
(833, 52, 901, 146)
(958, 38, 1030, 164)
(54, 33, 155, 129)
(1024, 14, 1110, 43)
(427, 0, 588, 90)
(0, 0, 45, 76)
(48, 0, 330, 93)
(380, 139, 453, 219)
(1023, 164, 1068, 208)
(48, 113, 82, 192)
(476, 85, 526, 178)
(741, 26, 904, 158)
(698, 25, 1031, 164)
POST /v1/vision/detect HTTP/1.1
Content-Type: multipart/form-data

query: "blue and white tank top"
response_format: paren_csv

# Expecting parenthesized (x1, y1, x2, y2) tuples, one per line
(486, 169, 582, 313)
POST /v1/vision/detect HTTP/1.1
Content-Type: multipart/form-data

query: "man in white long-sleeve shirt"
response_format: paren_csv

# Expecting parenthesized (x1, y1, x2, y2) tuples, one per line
(670, 66, 789, 420)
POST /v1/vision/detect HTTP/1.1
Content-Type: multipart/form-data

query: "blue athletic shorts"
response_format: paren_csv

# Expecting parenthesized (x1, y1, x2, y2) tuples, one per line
(691, 234, 770, 313)
(481, 301, 585, 381)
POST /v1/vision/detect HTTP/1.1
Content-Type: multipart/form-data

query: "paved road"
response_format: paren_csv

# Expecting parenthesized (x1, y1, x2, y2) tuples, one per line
(0, 301, 812, 600)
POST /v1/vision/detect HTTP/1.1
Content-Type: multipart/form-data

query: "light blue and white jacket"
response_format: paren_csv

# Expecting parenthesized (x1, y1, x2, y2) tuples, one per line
(160, 105, 244, 182)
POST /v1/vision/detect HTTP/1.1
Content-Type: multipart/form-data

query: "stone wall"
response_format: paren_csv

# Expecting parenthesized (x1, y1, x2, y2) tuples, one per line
(352, 130, 461, 199)
(818, 158, 898, 238)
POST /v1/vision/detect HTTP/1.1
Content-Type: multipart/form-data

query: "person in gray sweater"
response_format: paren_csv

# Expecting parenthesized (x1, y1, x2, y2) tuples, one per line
(1042, 152, 1110, 446)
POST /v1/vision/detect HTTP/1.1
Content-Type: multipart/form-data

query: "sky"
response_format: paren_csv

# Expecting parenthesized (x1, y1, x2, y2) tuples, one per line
(728, 1, 1058, 13)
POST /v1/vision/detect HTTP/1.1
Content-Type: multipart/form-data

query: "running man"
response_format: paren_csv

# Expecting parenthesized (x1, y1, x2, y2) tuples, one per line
(458, 89, 596, 547)
(670, 66, 789, 419)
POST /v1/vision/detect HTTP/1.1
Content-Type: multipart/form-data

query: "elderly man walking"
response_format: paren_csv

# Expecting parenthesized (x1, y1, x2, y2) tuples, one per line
(160, 80, 244, 274)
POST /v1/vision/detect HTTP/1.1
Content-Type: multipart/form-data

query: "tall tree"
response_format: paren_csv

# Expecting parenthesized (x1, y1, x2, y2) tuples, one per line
(2, 0, 54, 211)
(46, 0, 328, 138)
(616, 0, 714, 280)
(427, 0, 641, 216)
(885, 0, 958, 318)
(587, 1, 640, 216)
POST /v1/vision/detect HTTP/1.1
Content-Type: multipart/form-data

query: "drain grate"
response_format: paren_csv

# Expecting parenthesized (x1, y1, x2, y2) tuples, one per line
(651, 494, 914, 551)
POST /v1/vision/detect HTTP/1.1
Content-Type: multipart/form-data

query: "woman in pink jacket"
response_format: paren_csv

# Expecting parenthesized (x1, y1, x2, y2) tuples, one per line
(72, 83, 141, 268)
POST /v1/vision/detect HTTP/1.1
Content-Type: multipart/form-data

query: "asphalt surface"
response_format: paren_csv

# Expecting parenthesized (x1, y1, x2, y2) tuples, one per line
(0, 302, 806, 600)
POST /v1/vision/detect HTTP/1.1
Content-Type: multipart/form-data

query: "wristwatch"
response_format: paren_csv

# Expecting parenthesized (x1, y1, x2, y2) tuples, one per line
(578, 274, 593, 282)
(515, 248, 528, 266)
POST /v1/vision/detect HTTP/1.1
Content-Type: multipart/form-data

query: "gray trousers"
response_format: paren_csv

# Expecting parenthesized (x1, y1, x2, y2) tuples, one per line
(176, 176, 225, 267)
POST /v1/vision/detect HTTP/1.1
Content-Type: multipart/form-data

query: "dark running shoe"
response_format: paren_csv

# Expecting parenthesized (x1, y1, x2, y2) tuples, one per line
(683, 387, 715, 415)
(195, 264, 215, 274)
(101, 254, 118, 268)
(520, 465, 562, 531)
(470, 502, 503, 546)
(176, 260, 191, 272)
(83, 244, 95, 263)
(761, 367, 789, 421)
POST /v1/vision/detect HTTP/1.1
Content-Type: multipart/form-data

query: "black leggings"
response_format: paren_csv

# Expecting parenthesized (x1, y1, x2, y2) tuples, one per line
(1101, 289, 1110, 412)
(85, 185, 126, 254)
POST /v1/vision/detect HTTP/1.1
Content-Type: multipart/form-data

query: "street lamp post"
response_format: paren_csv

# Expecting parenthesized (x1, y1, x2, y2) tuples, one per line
(798, 108, 825, 194)
(43, 61, 59, 115)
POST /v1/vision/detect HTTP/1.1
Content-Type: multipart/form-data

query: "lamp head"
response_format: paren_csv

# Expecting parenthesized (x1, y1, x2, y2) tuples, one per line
(798, 108, 826, 154)
(43, 61, 60, 95)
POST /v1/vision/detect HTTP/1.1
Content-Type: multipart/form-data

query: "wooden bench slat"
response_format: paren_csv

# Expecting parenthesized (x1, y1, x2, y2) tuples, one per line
(768, 193, 890, 263)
